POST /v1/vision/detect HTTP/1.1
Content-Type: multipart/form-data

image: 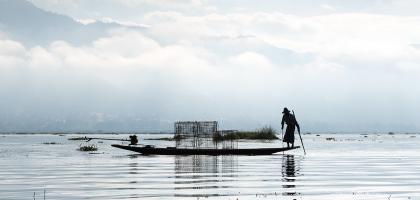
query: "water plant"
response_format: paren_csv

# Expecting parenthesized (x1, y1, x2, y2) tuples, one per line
(79, 144, 98, 151)
(214, 126, 279, 141)
(68, 136, 88, 141)
(43, 142, 61, 145)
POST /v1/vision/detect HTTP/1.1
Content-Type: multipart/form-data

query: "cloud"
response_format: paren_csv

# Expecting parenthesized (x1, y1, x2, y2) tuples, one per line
(23, 1, 420, 68)
(1, 1, 420, 132)
(142, 11, 420, 72)
(76, 18, 96, 25)
(1, 28, 419, 132)
(119, 0, 208, 7)
(0, 39, 27, 67)
(228, 51, 273, 70)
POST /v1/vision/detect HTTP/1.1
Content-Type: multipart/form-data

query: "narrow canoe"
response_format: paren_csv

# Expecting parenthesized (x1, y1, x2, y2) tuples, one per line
(111, 144, 299, 155)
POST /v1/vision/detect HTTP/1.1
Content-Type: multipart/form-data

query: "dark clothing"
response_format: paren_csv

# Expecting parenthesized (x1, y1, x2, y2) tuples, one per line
(284, 124, 295, 143)
(130, 135, 138, 145)
(281, 113, 299, 144)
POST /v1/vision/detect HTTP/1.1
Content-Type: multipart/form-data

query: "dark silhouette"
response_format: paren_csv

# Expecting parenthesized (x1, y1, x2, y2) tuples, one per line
(281, 107, 300, 148)
(129, 135, 138, 145)
(113, 121, 299, 155)
(282, 155, 296, 179)
(282, 155, 299, 196)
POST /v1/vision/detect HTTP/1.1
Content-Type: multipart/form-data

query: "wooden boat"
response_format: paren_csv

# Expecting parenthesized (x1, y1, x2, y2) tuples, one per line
(111, 144, 299, 155)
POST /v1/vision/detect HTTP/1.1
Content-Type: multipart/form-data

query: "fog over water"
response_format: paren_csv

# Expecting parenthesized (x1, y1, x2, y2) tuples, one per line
(0, 0, 420, 132)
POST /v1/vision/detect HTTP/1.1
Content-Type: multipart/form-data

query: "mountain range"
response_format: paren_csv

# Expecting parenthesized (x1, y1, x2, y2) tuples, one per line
(0, 0, 144, 46)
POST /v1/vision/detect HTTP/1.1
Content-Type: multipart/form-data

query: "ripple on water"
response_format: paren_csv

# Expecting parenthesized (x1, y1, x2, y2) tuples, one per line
(1, 134, 420, 199)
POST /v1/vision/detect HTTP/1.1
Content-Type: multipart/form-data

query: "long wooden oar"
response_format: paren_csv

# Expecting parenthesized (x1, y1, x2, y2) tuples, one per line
(68, 136, 130, 142)
(85, 137, 130, 142)
(281, 128, 284, 145)
(292, 110, 306, 155)
(281, 128, 284, 154)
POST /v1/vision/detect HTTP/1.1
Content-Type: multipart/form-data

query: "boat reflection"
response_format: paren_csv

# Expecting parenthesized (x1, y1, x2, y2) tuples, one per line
(173, 155, 237, 197)
(175, 155, 237, 175)
(281, 154, 300, 196)
(122, 153, 301, 198)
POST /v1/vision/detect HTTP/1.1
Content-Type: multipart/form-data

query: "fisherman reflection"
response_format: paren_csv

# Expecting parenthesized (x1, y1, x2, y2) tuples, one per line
(282, 154, 297, 196)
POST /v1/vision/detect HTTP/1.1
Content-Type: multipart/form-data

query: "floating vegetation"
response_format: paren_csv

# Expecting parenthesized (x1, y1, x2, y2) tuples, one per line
(214, 126, 279, 141)
(43, 142, 61, 145)
(79, 144, 98, 151)
(68, 137, 88, 141)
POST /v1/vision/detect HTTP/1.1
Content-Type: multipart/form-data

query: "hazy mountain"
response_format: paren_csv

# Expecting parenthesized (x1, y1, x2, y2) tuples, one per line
(0, 0, 144, 46)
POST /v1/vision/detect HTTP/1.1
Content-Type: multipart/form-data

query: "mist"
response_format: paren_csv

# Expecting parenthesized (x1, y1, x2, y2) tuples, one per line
(1, 0, 420, 132)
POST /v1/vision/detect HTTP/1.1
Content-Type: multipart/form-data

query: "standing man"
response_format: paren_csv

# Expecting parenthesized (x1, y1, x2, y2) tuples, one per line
(281, 107, 300, 148)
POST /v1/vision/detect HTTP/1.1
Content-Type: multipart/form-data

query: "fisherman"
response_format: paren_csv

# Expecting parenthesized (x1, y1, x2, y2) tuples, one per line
(281, 107, 300, 148)
(129, 135, 138, 145)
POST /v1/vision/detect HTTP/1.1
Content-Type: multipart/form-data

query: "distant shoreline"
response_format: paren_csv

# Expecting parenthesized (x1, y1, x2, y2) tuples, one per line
(0, 132, 172, 135)
(1, 131, 419, 135)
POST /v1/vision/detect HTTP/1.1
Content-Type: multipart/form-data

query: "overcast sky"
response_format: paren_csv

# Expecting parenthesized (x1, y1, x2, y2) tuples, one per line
(1, 0, 420, 132)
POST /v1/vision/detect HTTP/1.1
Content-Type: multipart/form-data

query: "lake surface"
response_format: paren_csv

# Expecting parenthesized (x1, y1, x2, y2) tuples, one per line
(1, 133, 420, 200)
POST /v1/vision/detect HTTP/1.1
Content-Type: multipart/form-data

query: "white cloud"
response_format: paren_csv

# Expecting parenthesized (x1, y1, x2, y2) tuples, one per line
(92, 30, 160, 57)
(76, 18, 96, 25)
(119, 0, 208, 7)
(28, 46, 61, 68)
(141, 11, 420, 70)
(1, 28, 419, 131)
(100, 18, 149, 28)
(228, 51, 273, 70)
(0, 31, 215, 85)
(3, 1, 420, 131)
(0, 39, 26, 56)
(0, 39, 27, 68)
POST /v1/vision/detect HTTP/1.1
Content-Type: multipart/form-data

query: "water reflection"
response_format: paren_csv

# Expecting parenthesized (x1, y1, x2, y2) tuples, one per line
(129, 162, 138, 175)
(282, 154, 300, 196)
(175, 155, 237, 175)
(121, 154, 301, 198)
(173, 155, 237, 197)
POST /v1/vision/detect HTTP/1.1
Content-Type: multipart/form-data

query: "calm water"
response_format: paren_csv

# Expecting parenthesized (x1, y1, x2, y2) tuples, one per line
(1, 133, 420, 200)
